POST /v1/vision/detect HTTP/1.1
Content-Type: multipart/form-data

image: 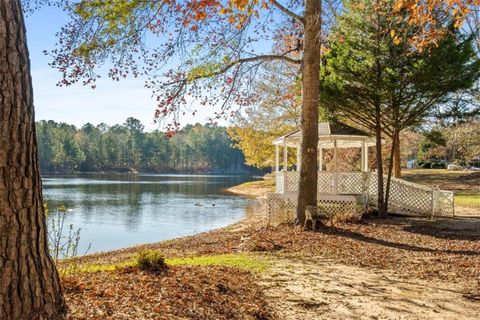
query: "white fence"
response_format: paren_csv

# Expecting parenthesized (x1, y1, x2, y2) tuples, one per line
(272, 171, 455, 217)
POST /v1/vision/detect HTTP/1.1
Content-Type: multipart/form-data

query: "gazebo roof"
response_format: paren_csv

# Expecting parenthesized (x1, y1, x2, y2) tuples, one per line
(272, 121, 376, 149)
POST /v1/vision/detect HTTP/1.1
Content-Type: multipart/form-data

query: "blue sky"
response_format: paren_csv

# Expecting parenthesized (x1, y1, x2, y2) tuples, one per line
(25, 6, 226, 131)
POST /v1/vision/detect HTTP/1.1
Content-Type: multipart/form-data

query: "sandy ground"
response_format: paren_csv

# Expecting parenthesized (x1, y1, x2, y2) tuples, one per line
(260, 257, 480, 320)
(456, 205, 480, 217)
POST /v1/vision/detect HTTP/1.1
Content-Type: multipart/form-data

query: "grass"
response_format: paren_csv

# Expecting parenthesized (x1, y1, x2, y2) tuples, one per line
(235, 179, 275, 189)
(455, 192, 480, 208)
(64, 253, 269, 274)
(167, 254, 269, 272)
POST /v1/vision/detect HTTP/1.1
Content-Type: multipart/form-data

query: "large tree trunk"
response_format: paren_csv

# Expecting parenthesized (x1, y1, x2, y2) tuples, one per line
(0, 1, 66, 319)
(392, 130, 401, 178)
(296, 0, 321, 226)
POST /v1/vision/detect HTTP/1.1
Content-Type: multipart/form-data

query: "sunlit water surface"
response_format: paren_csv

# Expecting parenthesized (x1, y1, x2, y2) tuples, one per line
(42, 173, 258, 255)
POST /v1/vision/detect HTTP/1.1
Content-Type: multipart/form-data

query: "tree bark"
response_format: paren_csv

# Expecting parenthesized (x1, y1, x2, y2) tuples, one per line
(385, 129, 397, 214)
(296, 0, 321, 226)
(392, 130, 401, 178)
(0, 1, 66, 319)
(375, 106, 386, 218)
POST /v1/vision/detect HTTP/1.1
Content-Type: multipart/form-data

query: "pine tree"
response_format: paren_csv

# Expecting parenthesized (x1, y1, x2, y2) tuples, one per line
(321, 0, 480, 216)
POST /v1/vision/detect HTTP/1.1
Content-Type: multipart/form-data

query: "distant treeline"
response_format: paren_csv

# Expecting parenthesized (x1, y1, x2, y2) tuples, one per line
(36, 118, 258, 174)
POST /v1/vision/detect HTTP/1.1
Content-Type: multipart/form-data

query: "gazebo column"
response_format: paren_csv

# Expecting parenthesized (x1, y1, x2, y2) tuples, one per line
(275, 144, 279, 172)
(361, 141, 368, 172)
(333, 139, 338, 194)
(296, 147, 301, 172)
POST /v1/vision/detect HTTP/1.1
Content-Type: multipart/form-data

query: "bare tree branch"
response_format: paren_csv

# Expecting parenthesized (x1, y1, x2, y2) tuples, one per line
(271, 0, 305, 25)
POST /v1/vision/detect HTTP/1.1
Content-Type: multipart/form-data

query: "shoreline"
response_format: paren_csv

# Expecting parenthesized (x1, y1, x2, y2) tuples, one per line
(225, 178, 274, 199)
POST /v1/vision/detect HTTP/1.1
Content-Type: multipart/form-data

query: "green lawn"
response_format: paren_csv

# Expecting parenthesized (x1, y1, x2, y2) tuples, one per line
(455, 192, 480, 208)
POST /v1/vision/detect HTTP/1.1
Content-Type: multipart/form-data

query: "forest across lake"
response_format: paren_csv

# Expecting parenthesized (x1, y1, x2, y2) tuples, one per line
(36, 118, 262, 174)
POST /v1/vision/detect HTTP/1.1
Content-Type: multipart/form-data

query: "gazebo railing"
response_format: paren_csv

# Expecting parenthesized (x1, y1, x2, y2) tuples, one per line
(273, 171, 454, 217)
(275, 171, 369, 195)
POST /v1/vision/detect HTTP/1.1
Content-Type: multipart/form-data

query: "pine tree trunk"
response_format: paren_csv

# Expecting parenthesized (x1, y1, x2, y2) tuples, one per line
(392, 130, 401, 178)
(0, 1, 66, 319)
(375, 106, 386, 218)
(296, 0, 321, 226)
(384, 129, 397, 214)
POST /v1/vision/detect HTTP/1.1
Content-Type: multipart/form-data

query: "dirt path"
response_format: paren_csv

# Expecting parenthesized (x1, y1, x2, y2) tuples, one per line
(260, 257, 480, 320)
(456, 205, 480, 217)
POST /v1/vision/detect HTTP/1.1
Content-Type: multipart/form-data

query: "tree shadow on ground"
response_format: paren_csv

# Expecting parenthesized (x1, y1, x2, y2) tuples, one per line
(316, 218, 480, 256)
(401, 217, 480, 241)
(364, 215, 480, 241)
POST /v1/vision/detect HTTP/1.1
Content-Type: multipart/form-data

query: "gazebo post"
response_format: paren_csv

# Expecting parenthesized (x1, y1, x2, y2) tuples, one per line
(361, 140, 368, 172)
(275, 144, 279, 172)
(333, 139, 338, 194)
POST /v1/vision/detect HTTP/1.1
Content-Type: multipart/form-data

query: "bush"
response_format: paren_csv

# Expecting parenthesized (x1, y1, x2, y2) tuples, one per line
(431, 162, 446, 169)
(135, 250, 167, 272)
(420, 162, 432, 169)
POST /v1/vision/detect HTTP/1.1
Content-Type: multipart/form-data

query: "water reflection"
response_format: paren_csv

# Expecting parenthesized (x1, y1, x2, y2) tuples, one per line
(43, 173, 257, 254)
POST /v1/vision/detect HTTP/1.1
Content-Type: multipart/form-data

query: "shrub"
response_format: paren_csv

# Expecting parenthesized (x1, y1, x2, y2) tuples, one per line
(431, 162, 446, 169)
(420, 162, 432, 169)
(135, 250, 167, 272)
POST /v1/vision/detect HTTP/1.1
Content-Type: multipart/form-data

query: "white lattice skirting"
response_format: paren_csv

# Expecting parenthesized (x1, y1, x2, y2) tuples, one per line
(267, 193, 365, 225)
(270, 171, 455, 222)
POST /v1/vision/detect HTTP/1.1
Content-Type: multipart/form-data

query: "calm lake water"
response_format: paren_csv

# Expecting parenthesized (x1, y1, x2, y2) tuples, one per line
(42, 173, 258, 255)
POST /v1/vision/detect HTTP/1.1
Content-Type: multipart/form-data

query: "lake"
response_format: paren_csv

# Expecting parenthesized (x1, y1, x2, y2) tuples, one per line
(42, 173, 258, 256)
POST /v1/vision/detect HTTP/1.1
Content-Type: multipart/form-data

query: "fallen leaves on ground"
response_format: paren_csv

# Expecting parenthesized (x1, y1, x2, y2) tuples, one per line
(246, 218, 480, 285)
(64, 265, 276, 320)
(66, 214, 480, 317)
(73, 216, 480, 286)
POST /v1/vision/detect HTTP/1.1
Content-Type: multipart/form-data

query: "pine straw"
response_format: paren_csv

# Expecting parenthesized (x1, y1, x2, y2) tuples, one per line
(246, 219, 480, 284)
(157, 218, 479, 284)
(63, 265, 275, 320)
(141, 217, 480, 285)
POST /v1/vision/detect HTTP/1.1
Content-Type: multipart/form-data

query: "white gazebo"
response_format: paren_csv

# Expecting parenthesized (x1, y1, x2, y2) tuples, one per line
(267, 121, 455, 223)
(272, 121, 376, 195)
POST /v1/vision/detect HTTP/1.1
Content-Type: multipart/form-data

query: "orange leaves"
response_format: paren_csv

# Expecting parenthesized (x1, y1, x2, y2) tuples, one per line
(393, 0, 479, 49)
(178, 0, 261, 30)
(180, 0, 221, 27)
(194, 10, 208, 21)
(231, 0, 250, 10)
